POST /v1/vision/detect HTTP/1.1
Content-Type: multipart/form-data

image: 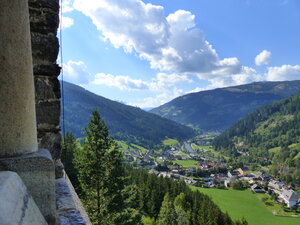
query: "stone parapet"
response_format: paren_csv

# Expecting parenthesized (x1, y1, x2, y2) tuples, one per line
(0, 149, 56, 225)
(56, 173, 92, 225)
(0, 171, 48, 225)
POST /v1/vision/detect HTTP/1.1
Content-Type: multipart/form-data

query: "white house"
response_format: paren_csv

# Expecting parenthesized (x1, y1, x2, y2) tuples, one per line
(280, 189, 300, 208)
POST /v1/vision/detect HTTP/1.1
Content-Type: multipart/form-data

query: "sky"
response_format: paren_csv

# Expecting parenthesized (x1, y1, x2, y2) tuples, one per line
(59, 0, 300, 109)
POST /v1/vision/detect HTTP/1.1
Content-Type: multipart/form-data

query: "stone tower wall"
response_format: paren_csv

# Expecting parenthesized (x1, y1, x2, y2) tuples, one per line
(28, 0, 62, 178)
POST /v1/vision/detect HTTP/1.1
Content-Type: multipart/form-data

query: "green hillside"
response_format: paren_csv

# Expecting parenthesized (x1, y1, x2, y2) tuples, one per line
(150, 80, 300, 131)
(61, 82, 196, 147)
(213, 92, 300, 190)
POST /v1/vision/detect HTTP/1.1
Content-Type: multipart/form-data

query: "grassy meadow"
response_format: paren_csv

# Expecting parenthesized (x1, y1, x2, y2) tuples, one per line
(191, 187, 300, 225)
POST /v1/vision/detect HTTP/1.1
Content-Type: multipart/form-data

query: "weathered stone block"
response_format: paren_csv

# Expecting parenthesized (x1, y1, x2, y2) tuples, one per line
(55, 159, 64, 178)
(0, 149, 56, 225)
(35, 76, 61, 101)
(33, 63, 61, 76)
(36, 100, 61, 125)
(0, 171, 47, 225)
(38, 132, 62, 160)
(56, 175, 92, 225)
(31, 32, 59, 63)
(29, 6, 59, 35)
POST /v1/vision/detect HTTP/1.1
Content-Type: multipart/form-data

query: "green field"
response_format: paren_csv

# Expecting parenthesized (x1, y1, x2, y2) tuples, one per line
(172, 160, 198, 167)
(163, 138, 179, 147)
(131, 144, 148, 154)
(116, 141, 149, 154)
(191, 187, 300, 225)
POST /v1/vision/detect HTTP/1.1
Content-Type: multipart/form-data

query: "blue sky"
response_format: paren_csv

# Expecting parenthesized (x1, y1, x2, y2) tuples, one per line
(59, 0, 300, 108)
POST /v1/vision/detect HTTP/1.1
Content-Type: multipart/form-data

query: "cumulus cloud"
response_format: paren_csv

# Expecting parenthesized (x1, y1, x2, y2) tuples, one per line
(62, 0, 74, 13)
(130, 87, 184, 108)
(72, 0, 262, 89)
(60, 16, 74, 29)
(198, 66, 263, 89)
(186, 87, 205, 94)
(255, 50, 271, 66)
(63, 60, 92, 84)
(73, 0, 220, 73)
(93, 73, 149, 90)
(266, 65, 300, 81)
(149, 73, 192, 91)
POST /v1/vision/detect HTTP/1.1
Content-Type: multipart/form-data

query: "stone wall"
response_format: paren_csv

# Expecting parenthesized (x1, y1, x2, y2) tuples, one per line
(28, 0, 63, 178)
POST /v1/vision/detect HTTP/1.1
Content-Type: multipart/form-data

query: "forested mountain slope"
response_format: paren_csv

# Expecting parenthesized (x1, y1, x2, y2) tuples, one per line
(150, 80, 300, 131)
(213, 92, 300, 190)
(214, 92, 300, 150)
(61, 81, 196, 147)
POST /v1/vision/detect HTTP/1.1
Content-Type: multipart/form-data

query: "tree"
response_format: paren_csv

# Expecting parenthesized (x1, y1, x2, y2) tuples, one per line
(174, 193, 190, 225)
(61, 132, 80, 190)
(157, 193, 177, 225)
(74, 110, 131, 225)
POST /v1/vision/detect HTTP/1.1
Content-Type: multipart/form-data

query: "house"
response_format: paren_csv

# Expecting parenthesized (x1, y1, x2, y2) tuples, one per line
(280, 190, 300, 208)
(237, 167, 250, 176)
(251, 184, 266, 193)
(227, 171, 239, 178)
(268, 180, 285, 191)
(224, 176, 237, 187)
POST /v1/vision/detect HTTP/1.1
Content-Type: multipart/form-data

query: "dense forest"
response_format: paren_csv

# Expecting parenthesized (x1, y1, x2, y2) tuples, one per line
(62, 81, 196, 148)
(62, 111, 248, 225)
(213, 92, 300, 191)
(151, 80, 300, 131)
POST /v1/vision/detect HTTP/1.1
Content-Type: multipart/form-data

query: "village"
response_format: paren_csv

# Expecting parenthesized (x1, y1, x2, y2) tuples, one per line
(121, 136, 300, 212)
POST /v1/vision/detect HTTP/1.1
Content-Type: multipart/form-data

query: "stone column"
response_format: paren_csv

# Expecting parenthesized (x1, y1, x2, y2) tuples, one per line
(0, 1, 56, 224)
(0, 0, 38, 157)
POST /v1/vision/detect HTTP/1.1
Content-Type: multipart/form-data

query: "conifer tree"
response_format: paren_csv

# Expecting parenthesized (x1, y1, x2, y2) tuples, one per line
(61, 132, 79, 190)
(157, 193, 177, 225)
(74, 110, 132, 225)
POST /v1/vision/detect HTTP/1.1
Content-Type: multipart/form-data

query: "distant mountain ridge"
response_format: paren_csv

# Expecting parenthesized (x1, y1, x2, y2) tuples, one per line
(150, 80, 300, 131)
(61, 82, 196, 147)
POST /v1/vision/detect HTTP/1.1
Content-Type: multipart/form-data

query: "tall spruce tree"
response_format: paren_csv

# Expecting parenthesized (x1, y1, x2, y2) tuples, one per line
(157, 193, 177, 225)
(74, 110, 129, 224)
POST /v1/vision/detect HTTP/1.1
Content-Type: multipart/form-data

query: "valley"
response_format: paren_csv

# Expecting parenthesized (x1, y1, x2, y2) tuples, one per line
(62, 80, 300, 225)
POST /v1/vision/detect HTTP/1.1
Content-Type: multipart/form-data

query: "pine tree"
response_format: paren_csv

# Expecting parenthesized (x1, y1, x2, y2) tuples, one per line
(74, 110, 132, 225)
(174, 193, 190, 225)
(157, 193, 177, 225)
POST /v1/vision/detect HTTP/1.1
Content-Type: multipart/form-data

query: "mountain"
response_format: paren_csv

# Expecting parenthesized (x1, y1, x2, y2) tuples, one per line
(150, 80, 300, 132)
(213, 92, 300, 152)
(213, 92, 300, 189)
(61, 82, 196, 147)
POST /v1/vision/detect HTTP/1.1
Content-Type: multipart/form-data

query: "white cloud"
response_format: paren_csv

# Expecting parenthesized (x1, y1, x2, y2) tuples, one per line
(255, 50, 271, 66)
(63, 60, 92, 84)
(62, 0, 74, 13)
(197, 66, 263, 89)
(73, 0, 219, 73)
(72, 0, 264, 89)
(130, 87, 184, 108)
(186, 87, 205, 94)
(149, 73, 192, 91)
(60, 16, 74, 29)
(93, 73, 149, 90)
(266, 65, 300, 81)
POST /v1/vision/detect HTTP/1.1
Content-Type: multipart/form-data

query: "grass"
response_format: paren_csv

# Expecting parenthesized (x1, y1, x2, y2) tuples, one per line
(163, 138, 179, 147)
(191, 187, 300, 225)
(116, 141, 148, 154)
(269, 146, 281, 154)
(116, 140, 134, 151)
(256, 194, 300, 217)
(131, 144, 148, 154)
(172, 160, 198, 167)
